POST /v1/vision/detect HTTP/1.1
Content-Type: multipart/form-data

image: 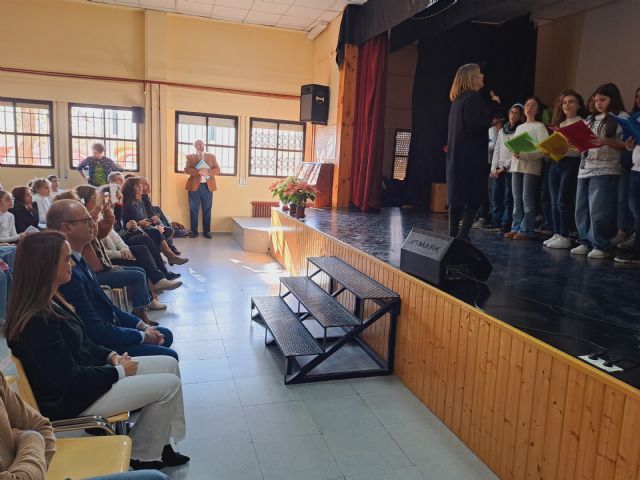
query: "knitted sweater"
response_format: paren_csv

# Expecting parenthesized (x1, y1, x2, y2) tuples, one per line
(509, 122, 549, 176)
(0, 212, 19, 243)
(0, 373, 55, 480)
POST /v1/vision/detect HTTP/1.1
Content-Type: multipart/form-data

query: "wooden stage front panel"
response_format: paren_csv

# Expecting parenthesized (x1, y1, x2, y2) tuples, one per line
(270, 210, 640, 480)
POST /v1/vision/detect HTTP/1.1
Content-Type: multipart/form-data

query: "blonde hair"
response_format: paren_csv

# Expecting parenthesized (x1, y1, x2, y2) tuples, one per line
(449, 63, 480, 101)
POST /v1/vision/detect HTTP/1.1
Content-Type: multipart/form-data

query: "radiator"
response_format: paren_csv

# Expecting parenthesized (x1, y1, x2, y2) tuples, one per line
(251, 201, 279, 218)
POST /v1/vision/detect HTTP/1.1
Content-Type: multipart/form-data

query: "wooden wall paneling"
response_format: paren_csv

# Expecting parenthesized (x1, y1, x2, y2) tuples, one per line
(614, 397, 640, 480)
(594, 386, 625, 479)
(470, 318, 490, 453)
(460, 312, 479, 445)
(575, 377, 606, 480)
(556, 368, 587, 480)
(488, 329, 513, 471)
(443, 303, 460, 428)
(451, 309, 470, 437)
(480, 322, 501, 464)
(499, 337, 525, 479)
(526, 352, 553, 479)
(437, 300, 453, 421)
(513, 344, 539, 479)
(540, 359, 570, 480)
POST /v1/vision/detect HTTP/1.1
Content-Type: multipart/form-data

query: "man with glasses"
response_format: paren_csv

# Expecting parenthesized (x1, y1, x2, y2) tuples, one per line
(46, 200, 178, 360)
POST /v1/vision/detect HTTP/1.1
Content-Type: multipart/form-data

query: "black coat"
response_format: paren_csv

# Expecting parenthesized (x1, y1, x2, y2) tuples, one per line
(8, 301, 118, 420)
(9, 201, 39, 233)
(446, 90, 490, 208)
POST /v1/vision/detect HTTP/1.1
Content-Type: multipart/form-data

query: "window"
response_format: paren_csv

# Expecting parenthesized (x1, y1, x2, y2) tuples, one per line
(175, 112, 238, 175)
(0, 98, 53, 168)
(249, 118, 305, 177)
(393, 129, 411, 181)
(69, 104, 139, 171)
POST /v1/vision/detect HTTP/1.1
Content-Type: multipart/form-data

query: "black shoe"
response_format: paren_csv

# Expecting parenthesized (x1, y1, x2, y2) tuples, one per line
(189, 231, 198, 238)
(162, 444, 191, 467)
(165, 272, 181, 280)
(130, 459, 165, 471)
(170, 245, 182, 256)
(481, 223, 501, 231)
(203, 232, 212, 239)
(614, 250, 640, 263)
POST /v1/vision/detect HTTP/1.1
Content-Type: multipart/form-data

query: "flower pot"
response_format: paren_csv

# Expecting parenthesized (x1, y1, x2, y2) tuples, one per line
(296, 205, 306, 219)
(288, 204, 298, 216)
(280, 201, 289, 212)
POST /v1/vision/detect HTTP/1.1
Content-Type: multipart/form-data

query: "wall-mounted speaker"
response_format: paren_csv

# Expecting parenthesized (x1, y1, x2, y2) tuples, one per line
(300, 84, 329, 125)
(132, 106, 145, 124)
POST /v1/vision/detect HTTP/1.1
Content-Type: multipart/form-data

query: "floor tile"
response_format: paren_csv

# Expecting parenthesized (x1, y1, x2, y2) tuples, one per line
(348, 375, 408, 395)
(180, 358, 233, 384)
(178, 436, 262, 480)
(173, 340, 226, 360)
(227, 351, 284, 379)
(218, 321, 266, 340)
(255, 434, 342, 480)
(323, 426, 411, 477)
(346, 466, 426, 480)
(385, 419, 465, 466)
(290, 380, 357, 399)
(360, 388, 432, 425)
(235, 375, 301, 406)
(183, 379, 241, 408)
(303, 394, 380, 433)
(243, 401, 319, 443)
(183, 405, 251, 443)
(171, 324, 221, 342)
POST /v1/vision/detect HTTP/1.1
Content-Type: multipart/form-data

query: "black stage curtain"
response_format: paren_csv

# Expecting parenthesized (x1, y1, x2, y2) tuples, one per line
(403, 16, 537, 208)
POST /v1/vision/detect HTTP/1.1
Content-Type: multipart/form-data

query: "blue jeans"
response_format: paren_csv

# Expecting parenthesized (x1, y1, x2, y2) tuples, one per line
(113, 326, 178, 360)
(188, 184, 213, 234)
(548, 157, 579, 237)
(490, 171, 512, 230)
(629, 170, 640, 251)
(89, 470, 169, 480)
(96, 266, 150, 309)
(575, 175, 618, 250)
(511, 172, 540, 237)
(0, 246, 17, 269)
(618, 164, 633, 231)
(0, 270, 8, 321)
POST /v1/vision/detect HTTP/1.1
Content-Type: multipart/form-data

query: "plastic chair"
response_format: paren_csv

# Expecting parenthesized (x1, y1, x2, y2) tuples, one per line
(6, 375, 132, 480)
(10, 354, 129, 435)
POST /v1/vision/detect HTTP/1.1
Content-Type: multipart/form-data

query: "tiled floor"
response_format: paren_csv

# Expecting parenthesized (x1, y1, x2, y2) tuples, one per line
(1, 235, 498, 480)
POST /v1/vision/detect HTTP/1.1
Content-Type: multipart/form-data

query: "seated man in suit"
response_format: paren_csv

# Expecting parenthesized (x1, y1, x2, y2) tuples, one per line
(46, 200, 178, 360)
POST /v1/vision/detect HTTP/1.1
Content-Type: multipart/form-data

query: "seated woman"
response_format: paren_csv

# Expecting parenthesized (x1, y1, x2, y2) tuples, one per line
(4, 232, 189, 470)
(9, 187, 39, 234)
(121, 177, 188, 266)
(0, 190, 23, 244)
(30, 178, 52, 229)
(138, 177, 179, 255)
(73, 186, 157, 326)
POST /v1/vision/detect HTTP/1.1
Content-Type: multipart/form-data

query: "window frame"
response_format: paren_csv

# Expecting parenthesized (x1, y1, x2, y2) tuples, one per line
(68, 102, 140, 172)
(0, 97, 55, 169)
(249, 117, 306, 178)
(392, 128, 411, 181)
(174, 111, 239, 175)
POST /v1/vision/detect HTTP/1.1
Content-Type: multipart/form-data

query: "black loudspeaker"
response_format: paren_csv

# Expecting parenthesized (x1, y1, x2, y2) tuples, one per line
(132, 107, 145, 124)
(300, 84, 329, 125)
(400, 228, 492, 285)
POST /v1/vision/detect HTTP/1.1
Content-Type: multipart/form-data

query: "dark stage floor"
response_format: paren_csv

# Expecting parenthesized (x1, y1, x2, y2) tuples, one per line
(300, 207, 640, 389)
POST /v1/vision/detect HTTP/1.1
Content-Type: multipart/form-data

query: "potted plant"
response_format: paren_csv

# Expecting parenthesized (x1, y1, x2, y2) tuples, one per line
(284, 180, 319, 219)
(268, 176, 296, 212)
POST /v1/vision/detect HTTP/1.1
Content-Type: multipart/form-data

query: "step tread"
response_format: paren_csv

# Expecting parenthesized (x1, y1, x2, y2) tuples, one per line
(280, 277, 361, 328)
(308, 256, 399, 300)
(252, 296, 323, 357)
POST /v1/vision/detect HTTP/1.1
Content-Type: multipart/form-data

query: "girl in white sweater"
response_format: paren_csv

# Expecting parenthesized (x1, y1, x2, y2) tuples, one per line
(505, 96, 549, 239)
(0, 191, 22, 244)
(30, 178, 52, 228)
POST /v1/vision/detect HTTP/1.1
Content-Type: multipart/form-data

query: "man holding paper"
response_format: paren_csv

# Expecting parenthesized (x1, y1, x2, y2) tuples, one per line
(184, 139, 221, 239)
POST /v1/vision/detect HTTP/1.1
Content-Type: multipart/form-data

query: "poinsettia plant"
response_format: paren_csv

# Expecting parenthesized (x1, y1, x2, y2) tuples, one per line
(283, 180, 319, 206)
(268, 176, 297, 204)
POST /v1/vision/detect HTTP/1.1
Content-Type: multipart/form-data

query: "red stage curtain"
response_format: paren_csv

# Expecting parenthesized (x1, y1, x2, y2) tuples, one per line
(351, 33, 388, 212)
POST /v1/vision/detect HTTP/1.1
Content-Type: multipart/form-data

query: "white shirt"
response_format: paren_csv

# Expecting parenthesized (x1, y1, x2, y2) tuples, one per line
(0, 211, 19, 243)
(510, 122, 549, 176)
(32, 193, 51, 227)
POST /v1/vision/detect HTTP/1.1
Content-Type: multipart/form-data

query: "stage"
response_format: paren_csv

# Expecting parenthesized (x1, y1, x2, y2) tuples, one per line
(293, 206, 640, 389)
(269, 206, 640, 480)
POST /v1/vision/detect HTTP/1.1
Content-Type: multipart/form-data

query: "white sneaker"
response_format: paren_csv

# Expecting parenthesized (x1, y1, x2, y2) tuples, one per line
(570, 244, 590, 255)
(543, 234, 560, 246)
(547, 236, 572, 249)
(587, 248, 610, 259)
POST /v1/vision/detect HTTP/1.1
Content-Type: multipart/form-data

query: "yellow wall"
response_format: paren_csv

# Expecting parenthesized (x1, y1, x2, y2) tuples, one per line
(535, 0, 640, 109)
(0, 0, 337, 231)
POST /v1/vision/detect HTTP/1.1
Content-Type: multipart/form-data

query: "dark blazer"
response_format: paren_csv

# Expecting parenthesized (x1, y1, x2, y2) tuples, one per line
(8, 301, 119, 420)
(58, 256, 148, 349)
(121, 201, 147, 225)
(9, 201, 39, 233)
(446, 90, 491, 208)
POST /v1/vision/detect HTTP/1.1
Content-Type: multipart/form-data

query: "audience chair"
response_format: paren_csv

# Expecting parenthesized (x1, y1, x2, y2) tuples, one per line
(10, 353, 129, 435)
(6, 375, 132, 480)
(102, 285, 131, 312)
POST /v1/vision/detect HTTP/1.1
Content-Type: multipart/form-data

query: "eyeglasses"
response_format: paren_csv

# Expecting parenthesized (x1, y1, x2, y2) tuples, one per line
(65, 217, 95, 225)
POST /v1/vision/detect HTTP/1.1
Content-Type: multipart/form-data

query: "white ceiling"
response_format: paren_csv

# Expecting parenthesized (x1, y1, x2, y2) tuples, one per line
(89, 0, 367, 33)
